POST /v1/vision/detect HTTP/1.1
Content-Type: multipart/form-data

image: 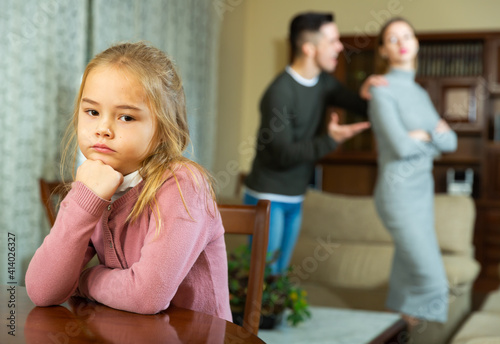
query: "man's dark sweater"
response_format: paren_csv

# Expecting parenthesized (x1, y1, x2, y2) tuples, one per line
(245, 70, 367, 196)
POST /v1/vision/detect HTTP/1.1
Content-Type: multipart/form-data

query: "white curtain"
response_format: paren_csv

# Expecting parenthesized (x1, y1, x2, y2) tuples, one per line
(0, 0, 220, 285)
(0, 0, 87, 285)
(92, 0, 221, 168)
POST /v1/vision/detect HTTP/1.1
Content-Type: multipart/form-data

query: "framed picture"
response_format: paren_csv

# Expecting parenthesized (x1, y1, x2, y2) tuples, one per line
(439, 77, 485, 132)
(443, 87, 474, 122)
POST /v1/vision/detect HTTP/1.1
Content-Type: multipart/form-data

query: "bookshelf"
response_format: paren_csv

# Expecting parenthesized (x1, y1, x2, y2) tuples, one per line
(417, 41, 483, 78)
(319, 31, 500, 291)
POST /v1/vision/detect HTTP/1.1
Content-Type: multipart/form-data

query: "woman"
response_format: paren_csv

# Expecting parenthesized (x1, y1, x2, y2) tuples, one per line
(368, 18, 457, 325)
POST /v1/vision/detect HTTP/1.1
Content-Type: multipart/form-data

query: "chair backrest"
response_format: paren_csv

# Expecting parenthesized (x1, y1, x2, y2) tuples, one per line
(218, 200, 270, 336)
(39, 179, 66, 227)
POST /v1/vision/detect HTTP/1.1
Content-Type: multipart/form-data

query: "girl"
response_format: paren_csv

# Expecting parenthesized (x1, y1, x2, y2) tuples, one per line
(369, 18, 457, 325)
(26, 42, 232, 321)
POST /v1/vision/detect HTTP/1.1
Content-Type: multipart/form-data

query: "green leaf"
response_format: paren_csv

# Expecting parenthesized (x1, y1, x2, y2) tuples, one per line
(227, 244, 311, 327)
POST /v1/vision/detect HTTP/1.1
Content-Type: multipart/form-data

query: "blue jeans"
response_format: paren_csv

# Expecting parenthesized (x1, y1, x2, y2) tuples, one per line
(243, 193, 303, 275)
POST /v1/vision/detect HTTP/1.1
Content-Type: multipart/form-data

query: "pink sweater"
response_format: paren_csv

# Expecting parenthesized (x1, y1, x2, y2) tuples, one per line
(26, 167, 232, 321)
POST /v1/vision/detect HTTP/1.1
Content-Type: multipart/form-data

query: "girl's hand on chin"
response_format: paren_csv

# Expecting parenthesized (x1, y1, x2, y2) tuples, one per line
(76, 159, 124, 200)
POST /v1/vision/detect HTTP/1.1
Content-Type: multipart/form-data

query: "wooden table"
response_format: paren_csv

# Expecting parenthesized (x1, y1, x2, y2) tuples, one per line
(1, 285, 264, 343)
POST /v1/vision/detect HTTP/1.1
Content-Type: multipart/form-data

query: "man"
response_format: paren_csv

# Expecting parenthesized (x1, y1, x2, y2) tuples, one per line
(244, 12, 385, 274)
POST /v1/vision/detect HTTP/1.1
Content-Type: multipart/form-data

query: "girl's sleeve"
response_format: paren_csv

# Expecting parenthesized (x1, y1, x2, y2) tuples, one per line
(368, 86, 438, 159)
(419, 90, 458, 153)
(430, 127, 457, 153)
(25, 182, 107, 306)
(77, 168, 219, 314)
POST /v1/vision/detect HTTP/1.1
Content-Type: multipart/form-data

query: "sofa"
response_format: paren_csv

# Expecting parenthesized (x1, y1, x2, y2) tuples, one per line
(289, 189, 480, 344)
(450, 266, 500, 344)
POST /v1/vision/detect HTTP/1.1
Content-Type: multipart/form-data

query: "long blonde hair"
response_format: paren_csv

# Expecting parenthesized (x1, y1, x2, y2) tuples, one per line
(61, 41, 215, 231)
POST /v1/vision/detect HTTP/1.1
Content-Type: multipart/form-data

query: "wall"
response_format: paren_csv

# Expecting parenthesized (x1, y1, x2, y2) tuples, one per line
(213, 0, 247, 199)
(214, 0, 500, 199)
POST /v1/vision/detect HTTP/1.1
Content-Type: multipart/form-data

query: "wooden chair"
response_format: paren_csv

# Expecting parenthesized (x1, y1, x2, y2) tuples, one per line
(218, 200, 270, 336)
(39, 179, 67, 227)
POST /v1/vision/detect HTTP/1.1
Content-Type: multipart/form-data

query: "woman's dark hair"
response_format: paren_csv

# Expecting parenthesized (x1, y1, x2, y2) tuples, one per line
(289, 12, 334, 60)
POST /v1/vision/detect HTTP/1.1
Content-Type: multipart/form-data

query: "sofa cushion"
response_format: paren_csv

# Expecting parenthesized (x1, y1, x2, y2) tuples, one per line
(302, 190, 476, 255)
(442, 255, 480, 288)
(291, 239, 391, 289)
(434, 194, 476, 255)
(461, 338, 500, 344)
(481, 289, 500, 313)
(450, 312, 500, 344)
(290, 238, 479, 289)
(301, 190, 391, 244)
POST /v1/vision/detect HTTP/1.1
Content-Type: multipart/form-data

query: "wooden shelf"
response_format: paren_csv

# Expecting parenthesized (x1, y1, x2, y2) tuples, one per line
(321, 152, 480, 165)
(487, 141, 500, 148)
(436, 156, 481, 165)
(321, 150, 376, 164)
(452, 127, 484, 135)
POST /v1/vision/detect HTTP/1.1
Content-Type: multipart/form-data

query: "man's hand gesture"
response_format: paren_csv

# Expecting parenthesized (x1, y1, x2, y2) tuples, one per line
(328, 113, 371, 143)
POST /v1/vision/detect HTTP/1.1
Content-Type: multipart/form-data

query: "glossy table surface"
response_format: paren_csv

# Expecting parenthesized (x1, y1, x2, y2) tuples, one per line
(1, 285, 264, 343)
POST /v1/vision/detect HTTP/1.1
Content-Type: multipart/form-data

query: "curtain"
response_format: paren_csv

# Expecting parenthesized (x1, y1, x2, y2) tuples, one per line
(0, 0, 87, 285)
(92, 0, 221, 169)
(0, 0, 220, 285)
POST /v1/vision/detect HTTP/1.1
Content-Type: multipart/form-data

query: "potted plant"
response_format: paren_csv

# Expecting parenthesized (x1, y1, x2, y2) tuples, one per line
(228, 245, 311, 329)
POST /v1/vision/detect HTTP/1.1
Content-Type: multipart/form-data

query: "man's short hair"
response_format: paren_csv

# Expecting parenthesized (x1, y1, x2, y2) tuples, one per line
(289, 12, 335, 59)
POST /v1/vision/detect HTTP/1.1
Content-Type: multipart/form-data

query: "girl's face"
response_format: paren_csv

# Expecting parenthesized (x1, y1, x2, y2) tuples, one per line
(77, 66, 156, 176)
(379, 21, 419, 70)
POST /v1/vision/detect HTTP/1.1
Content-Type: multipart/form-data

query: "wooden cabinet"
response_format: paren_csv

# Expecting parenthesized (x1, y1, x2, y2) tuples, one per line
(475, 200, 500, 290)
(318, 31, 500, 291)
(486, 38, 500, 93)
(483, 144, 500, 199)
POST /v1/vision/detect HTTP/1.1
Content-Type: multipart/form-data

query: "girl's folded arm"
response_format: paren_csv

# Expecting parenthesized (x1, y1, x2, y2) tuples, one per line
(430, 126, 457, 153)
(78, 171, 217, 314)
(369, 86, 436, 159)
(25, 182, 107, 306)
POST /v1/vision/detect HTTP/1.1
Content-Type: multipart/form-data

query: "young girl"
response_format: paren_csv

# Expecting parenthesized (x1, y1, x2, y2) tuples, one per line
(26, 42, 232, 321)
(369, 18, 457, 325)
